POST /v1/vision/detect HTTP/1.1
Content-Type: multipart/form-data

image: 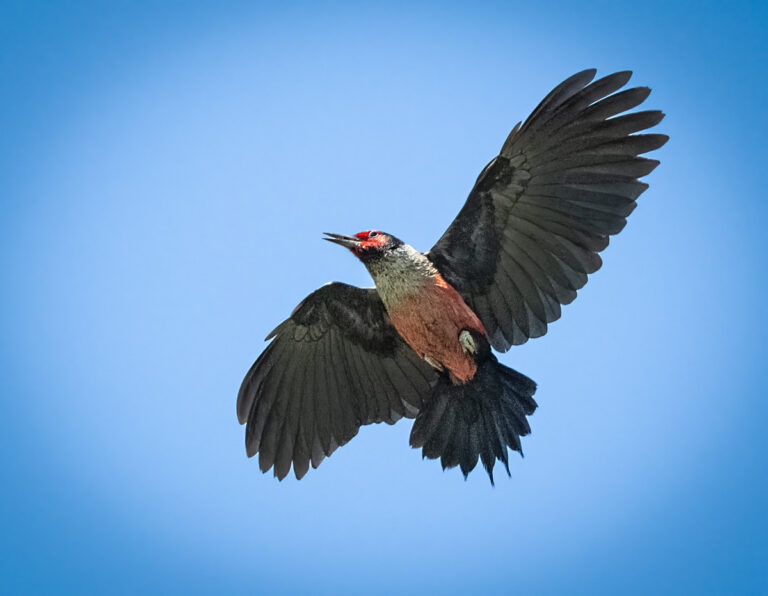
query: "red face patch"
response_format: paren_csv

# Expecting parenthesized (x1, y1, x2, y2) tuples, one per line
(354, 230, 386, 247)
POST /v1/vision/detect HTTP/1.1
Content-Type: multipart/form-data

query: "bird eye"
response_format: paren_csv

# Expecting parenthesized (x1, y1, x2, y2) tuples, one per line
(369, 231, 378, 238)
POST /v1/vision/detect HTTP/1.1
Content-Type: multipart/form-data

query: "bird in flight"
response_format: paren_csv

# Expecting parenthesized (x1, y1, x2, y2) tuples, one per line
(238, 69, 668, 483)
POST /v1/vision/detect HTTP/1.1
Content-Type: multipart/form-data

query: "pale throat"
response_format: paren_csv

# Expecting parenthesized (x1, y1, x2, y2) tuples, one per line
(364, 245, 439, 310)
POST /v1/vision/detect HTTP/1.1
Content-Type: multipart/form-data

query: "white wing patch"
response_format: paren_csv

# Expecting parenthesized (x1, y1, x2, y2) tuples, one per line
(459, 329, 477, 355)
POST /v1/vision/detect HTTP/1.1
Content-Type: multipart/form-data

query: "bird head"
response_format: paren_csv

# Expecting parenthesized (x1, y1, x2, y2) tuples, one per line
(323, 230, 403, 261)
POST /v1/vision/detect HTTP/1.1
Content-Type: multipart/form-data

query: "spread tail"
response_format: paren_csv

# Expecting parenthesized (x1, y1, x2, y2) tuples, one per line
(409, 356, 537, 484)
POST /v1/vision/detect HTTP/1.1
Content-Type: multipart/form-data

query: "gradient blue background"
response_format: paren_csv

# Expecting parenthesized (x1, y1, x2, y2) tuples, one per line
(2, 1, 767, 594)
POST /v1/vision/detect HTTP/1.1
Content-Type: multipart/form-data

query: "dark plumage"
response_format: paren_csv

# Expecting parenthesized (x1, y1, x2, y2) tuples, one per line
(238, 284, 435, 478)
(238, 69, 668, 482)
(429, 69, 667, 349)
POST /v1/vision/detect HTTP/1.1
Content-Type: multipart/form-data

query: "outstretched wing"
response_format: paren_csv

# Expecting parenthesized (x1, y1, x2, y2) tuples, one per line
(237, 282, 437, 480)
(428, 69, 669, 351)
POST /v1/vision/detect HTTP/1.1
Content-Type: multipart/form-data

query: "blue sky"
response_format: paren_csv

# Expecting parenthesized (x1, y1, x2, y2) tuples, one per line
(1, 1, 767, 594)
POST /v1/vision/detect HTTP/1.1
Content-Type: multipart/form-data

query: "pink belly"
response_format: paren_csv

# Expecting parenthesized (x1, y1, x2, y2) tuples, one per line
(388, 277, 486, 384)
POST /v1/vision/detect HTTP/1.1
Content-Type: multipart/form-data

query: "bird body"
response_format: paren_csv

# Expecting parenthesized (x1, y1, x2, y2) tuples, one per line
(387, 276, 484, 384)
(360, 238, 486, 383)
(238, 69, 669, 482)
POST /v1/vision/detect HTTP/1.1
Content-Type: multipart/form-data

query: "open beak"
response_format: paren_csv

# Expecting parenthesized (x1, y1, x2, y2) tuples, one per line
(323, 232, 361, 250)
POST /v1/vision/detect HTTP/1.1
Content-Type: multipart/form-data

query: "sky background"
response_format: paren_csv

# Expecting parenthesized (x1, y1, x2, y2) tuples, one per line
(1, 1, 767, 594)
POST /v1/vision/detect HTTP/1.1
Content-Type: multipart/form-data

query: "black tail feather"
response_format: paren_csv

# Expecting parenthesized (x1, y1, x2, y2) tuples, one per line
(409, 357, 537, 484)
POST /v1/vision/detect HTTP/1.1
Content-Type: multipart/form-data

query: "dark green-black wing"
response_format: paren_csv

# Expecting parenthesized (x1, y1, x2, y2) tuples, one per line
(237, 282, 437, 480)
(428, 69, 668, 350)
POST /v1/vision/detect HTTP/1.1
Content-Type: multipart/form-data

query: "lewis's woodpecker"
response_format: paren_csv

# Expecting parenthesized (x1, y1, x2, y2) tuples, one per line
(238, 69, 668, 483)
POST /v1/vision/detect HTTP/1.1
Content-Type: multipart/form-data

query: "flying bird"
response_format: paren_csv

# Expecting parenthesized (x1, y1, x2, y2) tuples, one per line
(238, 69, 668, 483)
